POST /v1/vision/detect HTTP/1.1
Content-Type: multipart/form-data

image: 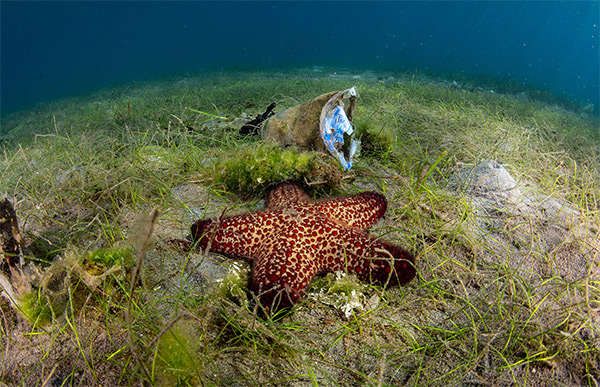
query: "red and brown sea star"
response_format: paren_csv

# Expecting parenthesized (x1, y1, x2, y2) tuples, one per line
(191, 182, 416, 313)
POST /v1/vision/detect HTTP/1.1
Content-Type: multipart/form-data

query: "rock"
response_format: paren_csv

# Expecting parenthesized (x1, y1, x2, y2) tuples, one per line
(449, 160, 521, 203)
(449, 160, 581, 223)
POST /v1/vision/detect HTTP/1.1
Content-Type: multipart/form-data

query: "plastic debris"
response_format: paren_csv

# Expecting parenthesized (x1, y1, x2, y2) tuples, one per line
(262, 87, 360, 170)
(319, 87, 360, 170)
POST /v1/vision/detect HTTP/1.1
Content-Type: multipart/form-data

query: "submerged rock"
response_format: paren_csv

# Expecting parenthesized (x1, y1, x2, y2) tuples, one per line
(448, 159, 587, 285)
(449, 160, 520, 202)
(449, 159, 580, 223)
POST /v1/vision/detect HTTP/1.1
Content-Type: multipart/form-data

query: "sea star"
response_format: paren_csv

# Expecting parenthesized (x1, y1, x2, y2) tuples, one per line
(191, 182, 416, 312)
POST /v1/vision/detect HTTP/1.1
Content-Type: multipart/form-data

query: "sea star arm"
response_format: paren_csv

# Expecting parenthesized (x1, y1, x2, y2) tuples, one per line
(251, 241, 320, 312)
(191, 211, 276, 260)
(266, 182, 387, 230)
(309, 191, 388, 230)
(265, 182, 310, 209)
(251, 225, 415, 312)
(333, 233, 415, 286)
(306, 215, 416, 287)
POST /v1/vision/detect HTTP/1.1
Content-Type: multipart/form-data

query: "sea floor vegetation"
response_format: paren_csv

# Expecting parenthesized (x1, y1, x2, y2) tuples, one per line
(1, 68, 599, 386)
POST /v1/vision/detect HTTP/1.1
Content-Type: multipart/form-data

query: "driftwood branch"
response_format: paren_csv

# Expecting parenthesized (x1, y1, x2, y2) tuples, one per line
(0, 196, 24, 277)
(239, 102, 277, 136)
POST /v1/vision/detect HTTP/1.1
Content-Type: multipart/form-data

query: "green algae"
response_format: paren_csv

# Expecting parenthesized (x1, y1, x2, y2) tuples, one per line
(204, 142, 345, 196)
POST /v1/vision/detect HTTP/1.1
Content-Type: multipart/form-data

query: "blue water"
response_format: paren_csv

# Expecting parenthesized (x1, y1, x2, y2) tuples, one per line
(1, 1, 598, 117)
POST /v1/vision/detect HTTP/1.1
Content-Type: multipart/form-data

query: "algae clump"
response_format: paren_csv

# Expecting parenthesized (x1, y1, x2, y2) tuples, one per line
(204, 142, 344, 196)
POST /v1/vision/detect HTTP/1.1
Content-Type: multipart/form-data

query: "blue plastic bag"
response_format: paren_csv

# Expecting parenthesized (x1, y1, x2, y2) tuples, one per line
(319, 87, 360, 170)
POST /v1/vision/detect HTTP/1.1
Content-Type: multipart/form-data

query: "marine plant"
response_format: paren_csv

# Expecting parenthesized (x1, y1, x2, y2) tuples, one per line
(0, 69, 598, 386)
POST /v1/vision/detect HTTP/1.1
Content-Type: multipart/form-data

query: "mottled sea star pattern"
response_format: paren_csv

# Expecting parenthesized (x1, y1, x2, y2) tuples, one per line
(191, 182, 416, 312)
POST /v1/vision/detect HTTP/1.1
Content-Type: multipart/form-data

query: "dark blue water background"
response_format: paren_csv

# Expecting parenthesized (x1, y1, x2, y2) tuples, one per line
(1, 1, 599, 117)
